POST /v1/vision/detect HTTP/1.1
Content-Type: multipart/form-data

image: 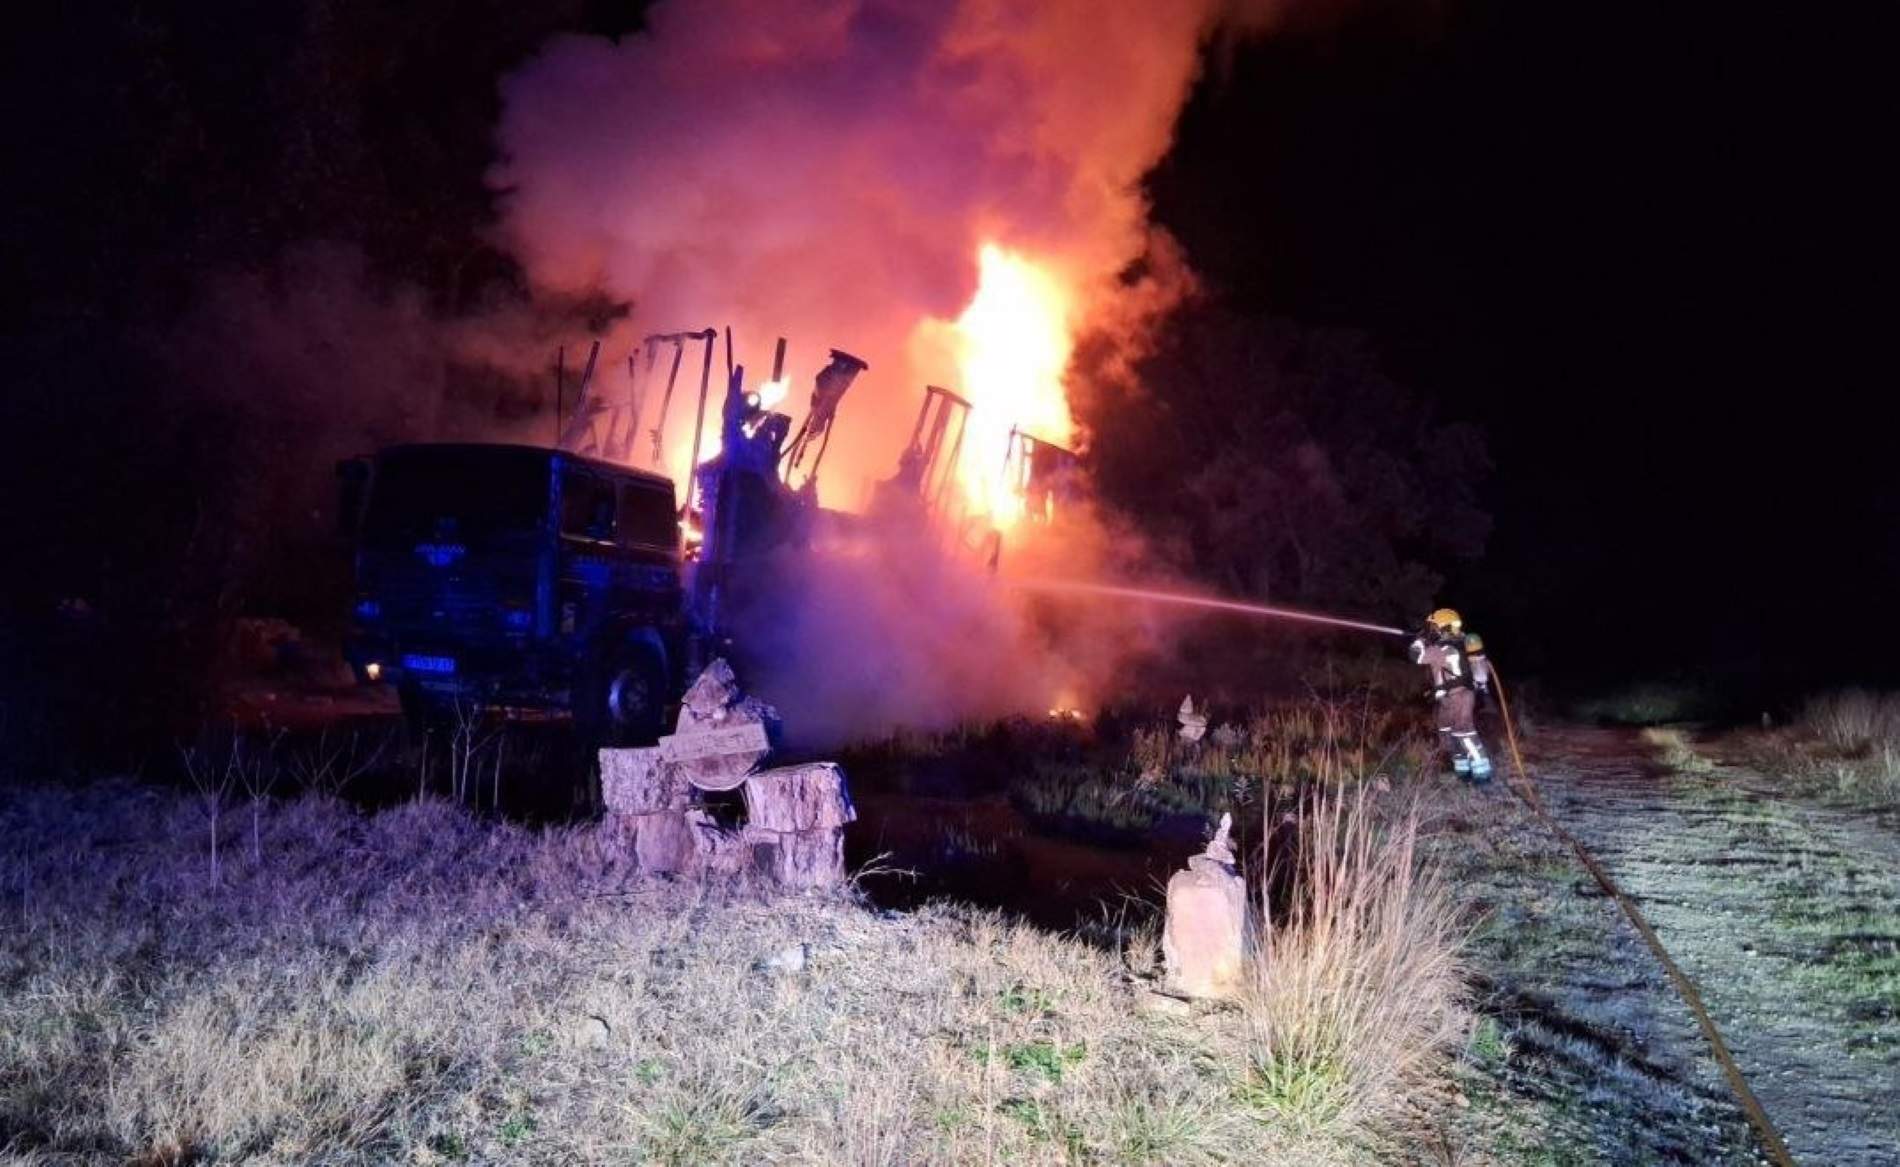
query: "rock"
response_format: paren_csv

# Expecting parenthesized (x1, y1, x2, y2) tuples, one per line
(1200, 812, 1236, 866)
(1137, 990, 1195, 1018)
(599, 747, 686, 814)
(1164, 866, 1247, 998)
(758, 943, 808, 974)
(743, 763, 857, 833)
(576, 1014, 612, 1048)
(1163, 816, 1248, 999)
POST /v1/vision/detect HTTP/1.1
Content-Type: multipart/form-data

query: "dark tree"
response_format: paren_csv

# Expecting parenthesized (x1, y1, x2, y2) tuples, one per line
(1082, 304, 1488, 622)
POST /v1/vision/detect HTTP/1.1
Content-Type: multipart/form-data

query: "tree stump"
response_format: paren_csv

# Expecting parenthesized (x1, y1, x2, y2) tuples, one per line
(600, 747, 698, 874)
(743, 763, 856, 832)
(763, 826, 848, 889)
(600, 747, 685, 814)
(744, 763, 856, 889)
(596, 666, 857, 890)
(625, 811, 697, 875)
(660, 658, 779, 791)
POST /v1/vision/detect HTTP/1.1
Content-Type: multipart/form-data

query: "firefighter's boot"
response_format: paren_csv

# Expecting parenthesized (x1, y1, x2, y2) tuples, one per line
(1469, 751, 1494, 784)
(1453, 732, 1492, 785)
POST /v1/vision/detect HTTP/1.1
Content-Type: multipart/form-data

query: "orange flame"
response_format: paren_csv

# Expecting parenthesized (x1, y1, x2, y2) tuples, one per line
(941, 243, 1076, 528)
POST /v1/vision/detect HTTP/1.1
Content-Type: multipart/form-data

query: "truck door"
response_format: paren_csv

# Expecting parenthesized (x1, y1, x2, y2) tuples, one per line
(557, 467, 618, 639)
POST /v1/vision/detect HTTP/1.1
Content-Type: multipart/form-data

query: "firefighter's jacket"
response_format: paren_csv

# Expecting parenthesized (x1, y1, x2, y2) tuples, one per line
(1409, 632, 1490, 699)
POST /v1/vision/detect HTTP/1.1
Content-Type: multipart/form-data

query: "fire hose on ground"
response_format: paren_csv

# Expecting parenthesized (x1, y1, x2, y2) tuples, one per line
(1487, 664, 1795, 1166)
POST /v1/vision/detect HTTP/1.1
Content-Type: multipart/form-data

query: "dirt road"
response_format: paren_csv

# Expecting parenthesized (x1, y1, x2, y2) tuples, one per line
(1441, 726, 1899, 1165)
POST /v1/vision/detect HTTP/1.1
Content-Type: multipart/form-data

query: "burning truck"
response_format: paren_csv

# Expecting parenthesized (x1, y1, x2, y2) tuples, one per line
(337, 328, 1080, 744)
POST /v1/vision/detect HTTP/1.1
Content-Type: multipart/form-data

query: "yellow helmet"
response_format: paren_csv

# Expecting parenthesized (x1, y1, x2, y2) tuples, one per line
(1426, 608, 1463, 635)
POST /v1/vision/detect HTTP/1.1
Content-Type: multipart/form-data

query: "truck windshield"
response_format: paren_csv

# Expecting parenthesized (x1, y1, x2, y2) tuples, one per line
(362, 447, 550, 548)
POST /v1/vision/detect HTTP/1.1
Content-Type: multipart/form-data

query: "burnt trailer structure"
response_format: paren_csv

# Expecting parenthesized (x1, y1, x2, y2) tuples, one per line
(340, 443, 689, 745)
(689, 348, 870, 649)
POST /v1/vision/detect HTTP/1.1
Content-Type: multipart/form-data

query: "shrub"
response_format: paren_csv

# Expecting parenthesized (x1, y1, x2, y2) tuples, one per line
(1801, 689, 1900, 753)
(1768, 690, 1900, 805)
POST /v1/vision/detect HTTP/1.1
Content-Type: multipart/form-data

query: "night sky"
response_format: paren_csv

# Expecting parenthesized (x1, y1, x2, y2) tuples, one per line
(6, 0, 1889, 714)
(1152, 2, 1891, 693)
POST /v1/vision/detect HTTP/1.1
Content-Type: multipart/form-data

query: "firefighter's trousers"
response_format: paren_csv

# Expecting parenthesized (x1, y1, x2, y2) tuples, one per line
(1435, 688, 1493, 782)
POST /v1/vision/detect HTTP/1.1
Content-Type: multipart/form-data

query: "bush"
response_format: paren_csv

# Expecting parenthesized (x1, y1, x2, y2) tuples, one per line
(1801, 689, 1900, 753)
(1782, 690, 1900, 804)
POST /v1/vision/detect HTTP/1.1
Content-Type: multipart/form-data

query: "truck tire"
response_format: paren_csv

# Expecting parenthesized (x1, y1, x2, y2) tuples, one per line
(582, 642, 668, 748)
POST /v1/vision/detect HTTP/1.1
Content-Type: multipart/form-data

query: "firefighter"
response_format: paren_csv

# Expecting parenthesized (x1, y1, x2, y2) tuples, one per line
(1409, 608, 1494, 783)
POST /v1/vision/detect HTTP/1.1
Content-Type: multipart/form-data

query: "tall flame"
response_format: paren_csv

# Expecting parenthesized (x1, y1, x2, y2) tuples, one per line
(941, 243, 1076, 527)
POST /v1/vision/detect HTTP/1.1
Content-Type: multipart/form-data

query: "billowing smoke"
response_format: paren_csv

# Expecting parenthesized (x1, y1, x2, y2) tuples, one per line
(494, 0, 1275, 505)
(153, 244, 602, 592)
(492, 0, 1284, 739)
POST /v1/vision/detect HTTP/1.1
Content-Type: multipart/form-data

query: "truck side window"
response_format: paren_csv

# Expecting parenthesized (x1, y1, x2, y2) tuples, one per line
(617, 482, 679, 551)
(561, 471, 617, 542)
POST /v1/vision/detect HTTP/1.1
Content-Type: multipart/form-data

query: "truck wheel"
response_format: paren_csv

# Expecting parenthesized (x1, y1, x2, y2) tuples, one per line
(587, 645, 668, 748)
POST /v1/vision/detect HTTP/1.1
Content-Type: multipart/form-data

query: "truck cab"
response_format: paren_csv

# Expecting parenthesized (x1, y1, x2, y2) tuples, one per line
(343, 443, 687, 745)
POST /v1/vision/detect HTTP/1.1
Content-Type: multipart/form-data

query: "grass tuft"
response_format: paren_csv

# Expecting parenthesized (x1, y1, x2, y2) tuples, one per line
(1243, 785, 1466, 1135)
(1640, 726, 1715, 773)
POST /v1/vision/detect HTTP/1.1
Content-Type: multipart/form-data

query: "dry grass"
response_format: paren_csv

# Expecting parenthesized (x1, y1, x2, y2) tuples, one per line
(1242, 786, 1466, 1135)
(1639, 726, 1715, 774)
(1801, 689, 1900, 751)
(1731, 690, 1900, 805)
(1133, 699, 1431, 791)
(0, 780, 1436, 1165)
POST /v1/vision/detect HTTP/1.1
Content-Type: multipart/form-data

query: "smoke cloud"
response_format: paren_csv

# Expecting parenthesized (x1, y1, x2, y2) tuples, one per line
(490, 0, 1283, 739)
(494, 0, 1274, 505)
